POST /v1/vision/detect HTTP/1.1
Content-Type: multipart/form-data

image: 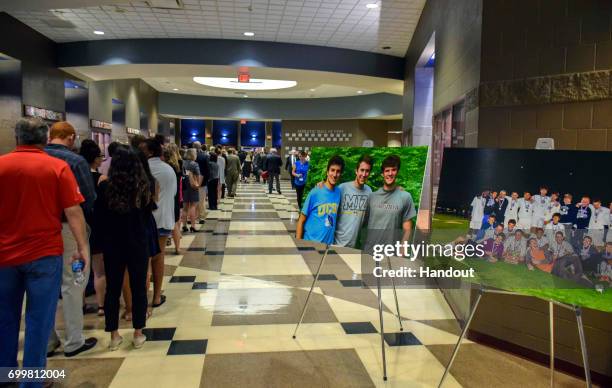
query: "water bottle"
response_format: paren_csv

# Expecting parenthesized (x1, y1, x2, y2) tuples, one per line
(72, 260, 85, 286)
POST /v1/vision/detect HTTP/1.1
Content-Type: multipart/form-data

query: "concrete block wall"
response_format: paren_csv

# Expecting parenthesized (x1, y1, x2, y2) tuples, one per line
(479, 0, 612, 151)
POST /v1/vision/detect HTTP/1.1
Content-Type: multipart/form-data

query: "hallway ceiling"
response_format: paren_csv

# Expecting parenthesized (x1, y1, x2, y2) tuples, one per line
(5, 0, 426, 57)
(63, 63, 404, 98)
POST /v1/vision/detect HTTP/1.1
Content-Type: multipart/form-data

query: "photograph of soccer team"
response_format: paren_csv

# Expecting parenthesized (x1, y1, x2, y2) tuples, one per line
(292, 146, 428, 255)
(452, 187, 612, 288)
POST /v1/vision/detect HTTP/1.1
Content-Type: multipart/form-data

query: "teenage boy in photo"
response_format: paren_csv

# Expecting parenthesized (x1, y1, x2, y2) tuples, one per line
(504, 219, 518, 236)
(296, 156, 344, 245)
(531, 186, 550, 231)
(549, 231, 587, 284)
(545, 213, 565, 241)
(525, 237, 554, 273)
(482, 191, 497, 228)
(598, 242, 612, 281)
(476, 214, 497, 242)
(333, 155, 373, 248)
(494, 190, 509, 225)
(574, 196, 592, 249)
(483, 233, 505, 263)
(559, 193, 577, 236)
(504, 192, 520, 224)
(517, 191, 533, 231)
(607, 202, 612, 243)
(503, 229, 527, 264)
(363, 155, 416, 254)
(588, 199, 609, 249)
(545, 192, 561, 225)
(470, 190, 488, 236)
(533, 227, 550, 251)
(578, 235, 601, 272)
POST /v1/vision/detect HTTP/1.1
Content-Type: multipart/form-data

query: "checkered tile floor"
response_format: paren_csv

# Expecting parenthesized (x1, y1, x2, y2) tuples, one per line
(30, 180, 589, 387)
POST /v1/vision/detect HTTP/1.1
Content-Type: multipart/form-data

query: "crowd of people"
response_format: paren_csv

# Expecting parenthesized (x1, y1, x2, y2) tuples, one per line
(0, 118, 317, 378)
(463, 187, 612, 285)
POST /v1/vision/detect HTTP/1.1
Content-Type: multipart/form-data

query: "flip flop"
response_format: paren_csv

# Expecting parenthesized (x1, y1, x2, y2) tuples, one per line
(152, 294, 166, 308)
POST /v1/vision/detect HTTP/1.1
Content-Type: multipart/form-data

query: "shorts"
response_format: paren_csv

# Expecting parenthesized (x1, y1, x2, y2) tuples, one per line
(158, 228, 173, 237)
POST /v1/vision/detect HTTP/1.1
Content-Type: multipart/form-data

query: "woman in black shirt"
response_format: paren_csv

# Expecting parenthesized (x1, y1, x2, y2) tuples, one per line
(95, 147, 150, 350)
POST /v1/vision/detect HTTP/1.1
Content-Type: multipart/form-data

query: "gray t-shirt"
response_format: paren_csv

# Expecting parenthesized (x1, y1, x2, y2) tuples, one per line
(364, 188, 416, 253)
(334, 182, 372, 248)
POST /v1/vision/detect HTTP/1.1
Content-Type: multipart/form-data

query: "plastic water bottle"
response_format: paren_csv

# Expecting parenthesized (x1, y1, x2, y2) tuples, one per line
(72, 260, 85, 286)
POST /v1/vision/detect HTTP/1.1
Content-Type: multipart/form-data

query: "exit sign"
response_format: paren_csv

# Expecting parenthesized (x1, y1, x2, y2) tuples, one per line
(238, 73, 250, 83)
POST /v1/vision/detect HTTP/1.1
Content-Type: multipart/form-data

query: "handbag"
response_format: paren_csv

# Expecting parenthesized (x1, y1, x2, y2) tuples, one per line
(261, 170, 269, 180)
(187, 170, 200, 190)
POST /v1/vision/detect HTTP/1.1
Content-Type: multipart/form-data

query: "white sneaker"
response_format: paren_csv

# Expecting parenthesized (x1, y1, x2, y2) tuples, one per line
(133, 334, 147, 349)
(109, 336, 123, 351)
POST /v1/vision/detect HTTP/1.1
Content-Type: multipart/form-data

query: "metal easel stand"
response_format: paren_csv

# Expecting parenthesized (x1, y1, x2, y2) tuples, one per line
(292, 249, 404, 382)
(438, 285, 592, 388)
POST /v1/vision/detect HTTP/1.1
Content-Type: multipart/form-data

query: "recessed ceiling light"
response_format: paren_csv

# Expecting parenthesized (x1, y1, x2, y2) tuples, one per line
(309, 88, 315, 92)
(357, 90, 363, 94)
(243, 95, 248, 98)
(172, 88, 179, 91)
(366, 3, 378, 9)
(243, 31, 255, 36)
(193, 77, 297, 90)
(93, 30, 105, 35)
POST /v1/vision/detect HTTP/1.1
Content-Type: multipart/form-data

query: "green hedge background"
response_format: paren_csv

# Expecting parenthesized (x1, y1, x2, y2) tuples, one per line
(304, 146, 429, 210)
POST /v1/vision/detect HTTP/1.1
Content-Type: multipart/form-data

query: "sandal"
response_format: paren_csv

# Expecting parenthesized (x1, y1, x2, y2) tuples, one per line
(152, 294, 166, 308)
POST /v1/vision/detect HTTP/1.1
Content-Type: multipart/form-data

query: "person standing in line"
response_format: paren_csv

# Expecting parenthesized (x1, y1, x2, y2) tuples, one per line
(95, 148, 151, 350)
(99, 141, 121, 176)
(163, 143, 183, 255)
(143, 138, 176, 309)
(45, 121, 98, 357)
(0, 117, 89, 373)
(296, 156, 344, 244)
(207, 153, 220, 210)
(266, 148, 283, 195)
(363, 155, 416, 254)
(192, 142, 209, 225)
(516, 191, 533, 231)
(504, 191, 520, 225)
(333, 155, 373, 248)
(242, 151, 253, 183)
(79, 139, 107, 316)
(181, 148, 201, 233)
(225, 148, 241, 198)
(261, 147, 269, 185)
(253, 149, 262, 183)
(469, 191, 488, 237)
(216, 146, 227, 199)
(286, 150, 297, 190)
(292, 151, 310, 210)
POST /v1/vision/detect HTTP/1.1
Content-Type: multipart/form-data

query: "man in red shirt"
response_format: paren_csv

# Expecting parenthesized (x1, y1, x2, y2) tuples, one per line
(0, 117, 89, 374)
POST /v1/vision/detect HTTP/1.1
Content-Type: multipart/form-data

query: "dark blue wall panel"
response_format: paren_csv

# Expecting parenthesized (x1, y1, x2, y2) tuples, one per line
(180, 119, 205, 145)
(272, 121, 282, 149)
(212, 120, 238, 146)
(240, 121, 265, 147)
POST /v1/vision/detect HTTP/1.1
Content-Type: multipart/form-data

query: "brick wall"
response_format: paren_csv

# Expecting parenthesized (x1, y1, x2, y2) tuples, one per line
(479, 0, 612, 151)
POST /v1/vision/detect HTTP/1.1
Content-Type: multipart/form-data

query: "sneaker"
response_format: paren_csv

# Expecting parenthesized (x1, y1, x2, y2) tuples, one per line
(133, 334, 147, 349)
(47, 342, 60, 357)
(109, 336, 123, 351)
(182, 226, 189, 233)
(65, 337, 97, 357)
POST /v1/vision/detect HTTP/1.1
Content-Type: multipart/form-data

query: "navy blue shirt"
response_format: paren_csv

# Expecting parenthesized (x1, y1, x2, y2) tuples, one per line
(559, 203, 577, 224)
(575, 205, 591, 229)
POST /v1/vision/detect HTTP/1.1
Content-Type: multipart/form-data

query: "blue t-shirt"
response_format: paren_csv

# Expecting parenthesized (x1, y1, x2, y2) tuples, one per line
(294, 160, 309, 187)
(301, 185, 341, 245)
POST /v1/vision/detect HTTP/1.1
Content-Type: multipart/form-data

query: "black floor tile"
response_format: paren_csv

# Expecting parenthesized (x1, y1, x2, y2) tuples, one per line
(141, 327, 176, 341)
(341, 322, 378, 334)
(339, 280, 364, 287)
(169, 275, 196, 283)
(167, 339, 208, 355)
(187, 247, 206, 251)
(297, 247, 316, 251)
(318, 249, 337, 255)
(316, 274, 338, 281)
(192, 282, 219, 290)
(383, 332, 421, 346)
(204, 251, 224, 255)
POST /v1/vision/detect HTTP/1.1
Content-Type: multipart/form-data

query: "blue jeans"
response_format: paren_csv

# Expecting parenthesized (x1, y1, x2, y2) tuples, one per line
(0, 256, 62, 374)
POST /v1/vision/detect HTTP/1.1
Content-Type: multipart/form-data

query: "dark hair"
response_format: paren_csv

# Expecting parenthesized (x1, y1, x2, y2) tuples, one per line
(356, 155, 373, 169)
(130, 134, 147, 149)
(106, 148, 150, 214)
(144, 138, 163, 157)
(508, 219, 516, 225)
(108, 141, 122, 158)
(209, 153, 217, 162)
(593, 198, 602, 203)
(15, 117, 48, 145)
(326, 155, 345, 172)
(79, 139, 102, 164)
(552, 213, 561, 219)
(154, 134, 166, 145)
(381, 155, 401, 172)
(489, 214, 496, 219)
(539, 185, 548, 190)
(299, 151, 307, 157)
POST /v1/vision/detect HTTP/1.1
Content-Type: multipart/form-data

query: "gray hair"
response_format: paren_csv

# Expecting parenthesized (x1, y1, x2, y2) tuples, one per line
(15, 117, 48, 145)
(192, 141, 202, 150)
(185, 148, 197, 161)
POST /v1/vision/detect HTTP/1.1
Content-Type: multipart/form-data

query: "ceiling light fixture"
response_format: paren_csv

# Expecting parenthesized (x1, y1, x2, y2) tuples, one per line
(357, 90, 363, 94)
(309, 88, 315, 92)
(366, 3, 379, 9)
(193, 77, 297, 90)
(172, 88, 179, 91)
(243, 31, 255, 36)
(93, 30, 105, 35)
